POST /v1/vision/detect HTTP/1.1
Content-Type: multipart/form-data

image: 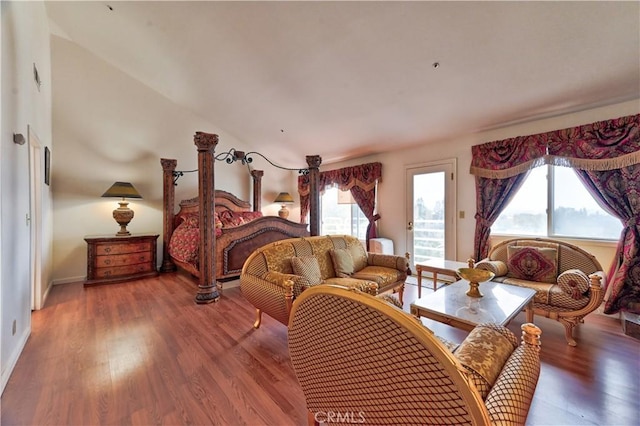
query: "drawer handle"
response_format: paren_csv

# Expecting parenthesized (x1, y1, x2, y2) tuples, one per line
(139, 256, 146, 261)
(104, 259, 111, 265)
(104, 247, 111, 253)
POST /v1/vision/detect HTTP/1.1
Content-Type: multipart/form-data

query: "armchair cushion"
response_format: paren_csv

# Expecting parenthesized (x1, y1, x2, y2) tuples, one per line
(329, 248, 355, 278)
(557, 269, 590, 299)
(507, 246, 558, 284)
(290, 256, 322, 285)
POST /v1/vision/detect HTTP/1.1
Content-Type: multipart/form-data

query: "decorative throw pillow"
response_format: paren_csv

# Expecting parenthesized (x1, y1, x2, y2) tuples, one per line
(330, 248, 355, 278)
(474, 260, 508, 277)
(507, 246, 558, 284)
(348, 243, 368, 272)
(290, 256, 323, 285)
(557, 269, 590, 299)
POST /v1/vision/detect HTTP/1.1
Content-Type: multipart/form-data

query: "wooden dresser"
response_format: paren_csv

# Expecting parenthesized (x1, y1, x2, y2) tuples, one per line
(84, 234, 159, 286)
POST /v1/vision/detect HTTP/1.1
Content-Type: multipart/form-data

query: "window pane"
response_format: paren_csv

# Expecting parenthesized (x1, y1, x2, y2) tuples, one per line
(552, 167, 622, 239)
(492, 167, 547, 236)
(320, 187, 367, 240)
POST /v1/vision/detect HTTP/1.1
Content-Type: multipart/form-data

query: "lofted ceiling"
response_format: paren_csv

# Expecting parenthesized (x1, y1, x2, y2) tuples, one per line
(46, 1, 640, 166)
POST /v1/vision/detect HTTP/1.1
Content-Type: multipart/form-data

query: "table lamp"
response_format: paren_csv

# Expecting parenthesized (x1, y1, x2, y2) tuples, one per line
(101, 181, 142, 236)
(274, 192, 294, 219)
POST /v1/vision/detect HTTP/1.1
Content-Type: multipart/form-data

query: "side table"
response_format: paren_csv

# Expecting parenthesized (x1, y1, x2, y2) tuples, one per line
(84, 234, 159, 286)
(415, 259, 469, 297)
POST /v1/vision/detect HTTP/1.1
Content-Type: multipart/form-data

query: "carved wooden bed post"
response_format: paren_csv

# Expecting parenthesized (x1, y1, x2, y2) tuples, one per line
(306, 155, 322, 236)
(250, 169, 264, 212)
(194, 132, 221, 304)
(160, 158, 177, 272)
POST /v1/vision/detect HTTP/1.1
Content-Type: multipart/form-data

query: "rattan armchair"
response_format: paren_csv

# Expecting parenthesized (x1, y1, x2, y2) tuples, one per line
(288, 285, 542, 426)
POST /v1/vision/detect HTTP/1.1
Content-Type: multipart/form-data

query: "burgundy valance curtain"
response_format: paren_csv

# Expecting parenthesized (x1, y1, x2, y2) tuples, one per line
(298, 162, 382, 248)
(470, 113, 639, 314)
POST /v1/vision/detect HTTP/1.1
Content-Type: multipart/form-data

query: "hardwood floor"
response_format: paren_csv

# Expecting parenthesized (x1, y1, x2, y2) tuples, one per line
(2, 273, 638, 425)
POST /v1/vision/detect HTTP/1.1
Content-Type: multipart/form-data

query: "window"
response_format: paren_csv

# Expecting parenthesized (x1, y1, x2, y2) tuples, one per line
(320, 187, 368, 240)
(493, 166, 622, 240)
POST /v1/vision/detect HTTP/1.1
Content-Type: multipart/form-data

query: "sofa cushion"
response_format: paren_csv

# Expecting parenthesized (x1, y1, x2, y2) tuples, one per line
(557, 269, 590, 299)
(507, 246, 558, 284)
(322, 277, 378, 295)
(475, 259, 508, 277)
(291, 256, 323, 285)
(330, 248, 355, 278)
(352, 266, 404, 287)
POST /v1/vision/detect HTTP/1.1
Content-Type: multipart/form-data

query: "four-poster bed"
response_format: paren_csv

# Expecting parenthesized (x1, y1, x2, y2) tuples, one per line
(161, 132, 321, 303)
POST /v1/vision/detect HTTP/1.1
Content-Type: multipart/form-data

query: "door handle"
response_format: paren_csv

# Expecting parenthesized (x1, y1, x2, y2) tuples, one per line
(407, 221, 413, 231)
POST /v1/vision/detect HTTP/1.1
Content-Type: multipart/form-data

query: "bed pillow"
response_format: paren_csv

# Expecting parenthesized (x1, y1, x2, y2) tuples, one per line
(507, 246, 558, 284)
(330, 248, 355, 278)
(290, 256, 323, 285)
(557, 269, 590, 299)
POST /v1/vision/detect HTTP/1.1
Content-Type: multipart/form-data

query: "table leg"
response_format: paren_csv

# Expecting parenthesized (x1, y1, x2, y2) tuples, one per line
(433, 273, 438, 292)
(526, 300, 534, 323)
(417, 267, 422, 298)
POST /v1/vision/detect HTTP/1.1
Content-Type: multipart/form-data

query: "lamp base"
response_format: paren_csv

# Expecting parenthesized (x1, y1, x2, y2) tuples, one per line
(113, 200, 134, 236)
(278, 205, 290, 219)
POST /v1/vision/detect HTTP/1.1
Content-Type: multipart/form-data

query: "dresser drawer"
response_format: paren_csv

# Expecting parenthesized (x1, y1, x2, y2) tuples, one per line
(94, 263, 155, 279)
(95, 251, 152, 268)
(96, 241, 152, 256)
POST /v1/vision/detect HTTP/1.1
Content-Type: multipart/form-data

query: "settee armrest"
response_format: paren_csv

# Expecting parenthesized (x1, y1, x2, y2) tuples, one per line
(261, 271, 311, 298)
(367, 253, 410, 274)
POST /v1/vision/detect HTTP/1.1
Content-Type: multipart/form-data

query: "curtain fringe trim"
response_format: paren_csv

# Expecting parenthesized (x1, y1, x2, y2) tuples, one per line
(471, 152, 640, 178)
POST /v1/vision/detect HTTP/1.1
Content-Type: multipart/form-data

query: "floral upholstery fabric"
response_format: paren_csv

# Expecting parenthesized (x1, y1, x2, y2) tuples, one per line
(291, 256, 323, 285)
(263, 243, 297, 274)
(475, 259, 509, 277)
(330, 248, 355, 278)
(168, 221, 199, 264)
(454, 324, 518, 400)
(557, 269, 590, 299)
(507, 246, 558, 284)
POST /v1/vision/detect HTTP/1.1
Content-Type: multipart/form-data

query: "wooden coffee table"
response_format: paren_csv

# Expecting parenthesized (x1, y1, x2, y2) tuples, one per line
(410, 279, 536, 332)
(415, 259, 469, 297)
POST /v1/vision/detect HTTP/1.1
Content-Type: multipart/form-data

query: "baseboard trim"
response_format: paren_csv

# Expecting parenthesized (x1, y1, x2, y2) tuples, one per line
(1, 325, 30, 395)
(52, 276, 85, 286)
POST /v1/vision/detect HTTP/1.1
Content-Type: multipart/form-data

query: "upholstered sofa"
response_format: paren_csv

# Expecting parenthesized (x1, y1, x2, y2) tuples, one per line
(240, 235, 409, 328)
(475, 237, 605, 346)
(289, 285, 542, 426)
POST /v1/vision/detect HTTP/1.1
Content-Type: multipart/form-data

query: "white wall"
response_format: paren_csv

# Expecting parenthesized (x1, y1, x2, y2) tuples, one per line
(1, 1, 53, 393)
(50, 36, 299, 284)
(324, 100, 639, 269)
